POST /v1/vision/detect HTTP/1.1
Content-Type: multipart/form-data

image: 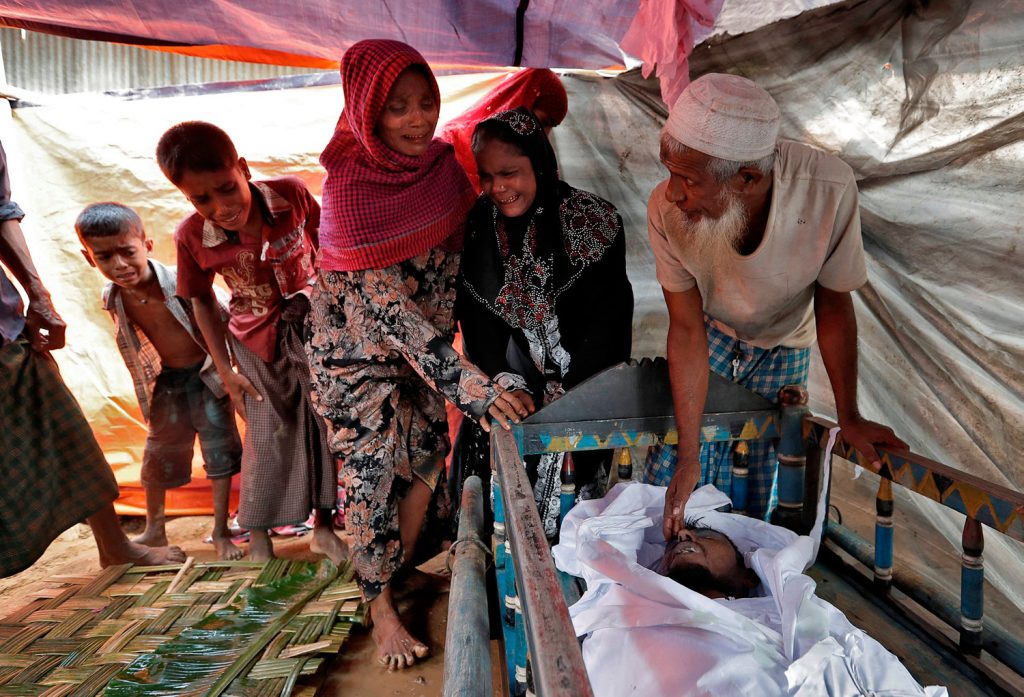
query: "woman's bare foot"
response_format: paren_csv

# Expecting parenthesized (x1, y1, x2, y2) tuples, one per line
(249, 529, 275, 562)
(212, 532, 245, 561)
(368, 591, 429, 671)
(99, 540, 186, 567)
(131, 527, 169, 548)
(309, 528, 349, 565)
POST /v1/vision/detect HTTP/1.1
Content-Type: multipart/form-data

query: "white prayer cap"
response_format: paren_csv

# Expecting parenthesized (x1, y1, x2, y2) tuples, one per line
(665, 73, 780, 162)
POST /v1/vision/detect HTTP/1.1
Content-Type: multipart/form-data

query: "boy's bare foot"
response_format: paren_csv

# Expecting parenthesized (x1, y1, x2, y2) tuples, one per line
(309, 528, 349, 565)
(249, 529, 275, 562)
(369, 590, 429, 671)
(212, 532, 245, 561)
(100, 540, 186, 568)
(131, 528, 169, 548)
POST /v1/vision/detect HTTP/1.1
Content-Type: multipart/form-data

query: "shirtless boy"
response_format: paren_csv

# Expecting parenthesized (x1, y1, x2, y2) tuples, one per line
(77, 202, 244, 560)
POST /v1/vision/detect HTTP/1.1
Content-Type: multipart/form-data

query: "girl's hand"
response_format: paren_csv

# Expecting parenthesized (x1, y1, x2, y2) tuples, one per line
(478, 390, 531, 432)
(508, 390, 536, 414)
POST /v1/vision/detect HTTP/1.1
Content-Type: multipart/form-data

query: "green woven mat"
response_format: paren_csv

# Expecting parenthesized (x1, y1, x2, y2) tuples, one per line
(0, 557, 365, 697)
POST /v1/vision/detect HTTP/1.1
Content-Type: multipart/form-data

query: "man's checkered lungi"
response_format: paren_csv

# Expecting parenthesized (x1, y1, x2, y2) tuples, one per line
(644, 318, 810, 520)
(1, 337, 120, 577)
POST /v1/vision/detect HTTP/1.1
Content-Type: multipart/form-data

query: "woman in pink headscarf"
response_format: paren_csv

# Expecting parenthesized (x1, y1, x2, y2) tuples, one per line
(307, 39, 529, 671)
(440, 68, 568, 192)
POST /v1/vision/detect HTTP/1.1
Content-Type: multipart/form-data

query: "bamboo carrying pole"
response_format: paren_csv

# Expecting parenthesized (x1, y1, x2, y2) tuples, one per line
(443, 476, 492, 697)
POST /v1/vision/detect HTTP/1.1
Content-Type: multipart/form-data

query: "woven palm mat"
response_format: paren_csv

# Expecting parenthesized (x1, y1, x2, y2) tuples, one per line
(0, 557, 365, 696)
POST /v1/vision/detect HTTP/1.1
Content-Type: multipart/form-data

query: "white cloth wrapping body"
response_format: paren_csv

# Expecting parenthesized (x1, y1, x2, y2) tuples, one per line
(551, 483, 948, 697)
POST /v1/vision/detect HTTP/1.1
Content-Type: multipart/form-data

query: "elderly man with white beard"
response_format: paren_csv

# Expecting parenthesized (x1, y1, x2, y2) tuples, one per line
(646, 73, 906, 538)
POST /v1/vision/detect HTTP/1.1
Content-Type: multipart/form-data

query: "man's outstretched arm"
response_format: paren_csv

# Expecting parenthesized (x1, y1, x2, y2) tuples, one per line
(663, 286, 709, 539)
(814, 284, 907, 469)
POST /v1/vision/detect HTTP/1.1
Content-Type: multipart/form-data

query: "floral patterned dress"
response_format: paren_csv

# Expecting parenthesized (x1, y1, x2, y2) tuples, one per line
(306, 246, 499, 599)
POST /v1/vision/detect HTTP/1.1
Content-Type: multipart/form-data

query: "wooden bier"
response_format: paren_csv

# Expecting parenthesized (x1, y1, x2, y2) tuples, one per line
(492, 428, 592, 697)
(485, 359, 784, 695)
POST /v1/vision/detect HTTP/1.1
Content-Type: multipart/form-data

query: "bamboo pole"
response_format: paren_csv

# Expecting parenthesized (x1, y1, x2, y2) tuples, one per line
(443, 476, 492, 697)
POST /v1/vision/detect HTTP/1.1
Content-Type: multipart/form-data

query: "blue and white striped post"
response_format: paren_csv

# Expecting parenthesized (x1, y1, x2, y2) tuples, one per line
(493, 471, 507, 594)
(559, 453, 576, 529)
(731, 441, 750, 516)
(494, 464, 520, 695)
(874, 477, 894, 591)
(492, 474, 505, 531)
(960, 517, 984, 654)
(503, 581, 519, 696)
(771, 385, 808, 529)
(513, 594, 527, 695)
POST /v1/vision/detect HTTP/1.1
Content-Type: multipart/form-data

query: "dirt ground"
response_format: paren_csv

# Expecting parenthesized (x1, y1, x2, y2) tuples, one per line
(0, 516, 452, 697)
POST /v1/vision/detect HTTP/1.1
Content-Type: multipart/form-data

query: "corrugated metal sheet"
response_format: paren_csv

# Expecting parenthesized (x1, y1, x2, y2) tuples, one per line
(0, 28, 317, 95)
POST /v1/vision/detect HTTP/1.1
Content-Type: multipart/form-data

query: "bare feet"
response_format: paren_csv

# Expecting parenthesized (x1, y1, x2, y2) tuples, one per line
(249, 529, 275, 562)
(212, 532, 245, 561)
(99, 540, 186, 568)
(131, 527, 169, 548)
(309, 528, 349, 565)
(369, 590, 429, 671)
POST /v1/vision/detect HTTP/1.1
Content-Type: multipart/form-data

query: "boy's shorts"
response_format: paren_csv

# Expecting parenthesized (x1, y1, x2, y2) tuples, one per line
(141, 362, 242, 489)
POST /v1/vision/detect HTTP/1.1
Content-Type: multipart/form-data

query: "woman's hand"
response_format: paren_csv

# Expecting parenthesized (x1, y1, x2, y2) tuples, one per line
(478, 390, 532, 432)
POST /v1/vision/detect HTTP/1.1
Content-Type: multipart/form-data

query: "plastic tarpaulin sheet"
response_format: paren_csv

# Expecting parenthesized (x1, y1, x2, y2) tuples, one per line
(0, 0, 638, 71)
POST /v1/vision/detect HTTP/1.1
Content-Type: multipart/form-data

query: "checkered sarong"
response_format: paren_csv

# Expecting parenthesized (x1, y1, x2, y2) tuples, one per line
(231, 298, 335, 529)
(644, 318, 810, 520)
(1, 337, 119, 577)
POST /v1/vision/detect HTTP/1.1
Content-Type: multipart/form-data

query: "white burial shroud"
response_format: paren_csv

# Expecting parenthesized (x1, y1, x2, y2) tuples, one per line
(552, 474, 948, 696)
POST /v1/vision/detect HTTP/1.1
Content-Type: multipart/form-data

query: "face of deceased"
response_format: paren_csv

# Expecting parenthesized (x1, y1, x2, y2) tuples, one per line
(655, 524, 757, 599)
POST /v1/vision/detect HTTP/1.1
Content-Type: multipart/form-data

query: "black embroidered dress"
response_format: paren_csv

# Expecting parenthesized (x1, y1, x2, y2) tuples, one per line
(456, 108, 634, 536)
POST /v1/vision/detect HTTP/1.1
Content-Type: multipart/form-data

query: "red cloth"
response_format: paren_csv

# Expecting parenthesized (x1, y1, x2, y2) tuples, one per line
(440, 68, 568, 191)
(175, 178, 319, 362)
(318, 39, 474, 272)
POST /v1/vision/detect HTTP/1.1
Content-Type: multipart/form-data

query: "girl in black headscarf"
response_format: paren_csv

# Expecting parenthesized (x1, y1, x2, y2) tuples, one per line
(456, 107, 634, 537)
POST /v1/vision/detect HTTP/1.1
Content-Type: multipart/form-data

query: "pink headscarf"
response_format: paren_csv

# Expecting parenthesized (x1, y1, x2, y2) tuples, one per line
(439, 68, 568, 192)
(318, 39, 475, 271)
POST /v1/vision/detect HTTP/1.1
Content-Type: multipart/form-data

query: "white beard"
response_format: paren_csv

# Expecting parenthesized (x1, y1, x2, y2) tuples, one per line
(670, 189, 749, 269)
